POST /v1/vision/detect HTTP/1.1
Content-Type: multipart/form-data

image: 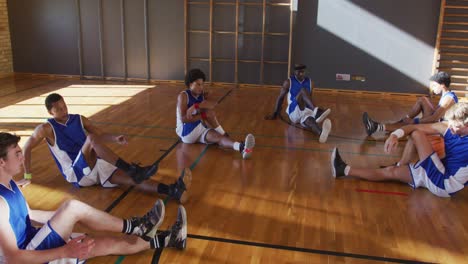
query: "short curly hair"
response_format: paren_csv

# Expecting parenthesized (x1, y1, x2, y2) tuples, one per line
(45, 93, 64, 111)
(185, 69, 206, 87)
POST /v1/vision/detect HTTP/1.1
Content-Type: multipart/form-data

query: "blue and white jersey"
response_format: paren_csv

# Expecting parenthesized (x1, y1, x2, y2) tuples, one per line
(438, 91, 458, 107)
(441, 129, 468, 194)
(176, 89, 205, 137)
(47, 114, 87, 183)
(0, 180, 37, 250)
(286, 75, 312, 114)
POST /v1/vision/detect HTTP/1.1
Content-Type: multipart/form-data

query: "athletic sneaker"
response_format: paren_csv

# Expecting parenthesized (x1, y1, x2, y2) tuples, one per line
(315, 107, 331, 123)
(331, 147, 347, 178)
(241, 134, 255, 159)
(128, 162, 159, 184)
(168, 168, 192, 204)
(319, 119, 332, 143)
(362, 112, 379, 136)
(162, 205, 187, 250)
(130, 199, 165, 241)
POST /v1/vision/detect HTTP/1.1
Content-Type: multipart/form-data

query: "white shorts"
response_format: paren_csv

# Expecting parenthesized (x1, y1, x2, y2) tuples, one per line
(177, 122, 212, 144)
(288, 106, 315, 126)
(408, 152, 450, 197)
(73, 151, 118, 188)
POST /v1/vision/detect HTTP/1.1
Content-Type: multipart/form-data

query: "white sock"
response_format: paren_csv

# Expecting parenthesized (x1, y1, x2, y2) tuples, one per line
(215, 126, 226, 135)
(378, 124, 386, 132)
(233, 142, 241, 151)
(344, 165, 351, 176)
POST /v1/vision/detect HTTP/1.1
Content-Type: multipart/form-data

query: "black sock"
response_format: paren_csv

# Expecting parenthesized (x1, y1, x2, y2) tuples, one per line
(239, 142, 245, 153)
(157, 183, 170, 195)
(150, 232, 169, 249)
(122, 219, 135, 234)
(115, 158, 131, 172)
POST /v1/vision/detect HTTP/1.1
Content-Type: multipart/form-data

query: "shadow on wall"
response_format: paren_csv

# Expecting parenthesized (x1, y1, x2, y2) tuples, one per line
(293, 0, 440, 93)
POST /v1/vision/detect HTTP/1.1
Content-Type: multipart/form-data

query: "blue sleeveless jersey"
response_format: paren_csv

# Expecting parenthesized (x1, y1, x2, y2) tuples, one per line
(47, 114, 87, 180)
(0, 180, 38, 249)
(438, 91, 458, 107)
(443, 129, 468, 178)
(178, 90, 205, 136)
(436, 129, 468, 194)
(287, 75, 312, 114)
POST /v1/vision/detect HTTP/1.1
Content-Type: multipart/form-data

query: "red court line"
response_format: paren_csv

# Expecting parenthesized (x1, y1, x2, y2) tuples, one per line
(356, 189, 409, 196)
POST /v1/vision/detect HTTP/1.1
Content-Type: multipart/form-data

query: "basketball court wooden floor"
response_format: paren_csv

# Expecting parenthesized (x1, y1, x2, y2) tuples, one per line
(0, 76, 467, 264)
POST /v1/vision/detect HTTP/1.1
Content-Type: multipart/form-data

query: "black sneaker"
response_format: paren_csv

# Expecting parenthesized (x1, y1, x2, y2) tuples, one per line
(362, 112, 378, 136)
(315, 107, 331, 123)
(168, 168, 192, 204)
(163, 205, 187, 250)
(130, 199, 165, 241)
(128, 162, 159, 184)
(331, 147, 347, 178)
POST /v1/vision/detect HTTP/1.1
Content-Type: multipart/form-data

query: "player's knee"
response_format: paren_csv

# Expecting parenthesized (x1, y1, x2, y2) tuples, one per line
(410, 130, 425, 141)
(87, 134, 99, 146)
(60, 199, 82, 212)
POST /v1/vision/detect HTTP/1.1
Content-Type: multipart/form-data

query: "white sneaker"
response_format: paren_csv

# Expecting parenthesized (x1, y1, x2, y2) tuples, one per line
(319, 119, 331, 143)
(241, 134, 255, 159)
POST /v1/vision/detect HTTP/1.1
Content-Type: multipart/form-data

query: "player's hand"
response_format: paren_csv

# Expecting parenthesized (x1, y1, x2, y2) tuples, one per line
(64, 235, 95, 260)
(199, 101, 216, 110)
(16, 179, 31, 188)
(264, 113, 277, 120)
(384, 135, 399, 154)
(114, 135, 128, 145)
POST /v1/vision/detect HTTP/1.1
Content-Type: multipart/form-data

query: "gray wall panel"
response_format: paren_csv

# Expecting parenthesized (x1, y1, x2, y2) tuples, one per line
(102, 0, 124, 77)
(213, 62, 235, 82)
(189, 34, 210, 58)
(81, 0, 102, 76)
(266, 6, 290, 33)
(149, 0, 185, 80)
(213, 5, 236, 31)
(214, 35, 235, 59)
(239, 5, 262, 33)
(264, 35, 289, 61)
(124, 0, 147, 79)
(8, 0, 79, 74)
(189, 5, 210, 31)
(238, 62, 260, 83)
(264, 63, 287, 85)
(238, 35, 262, 60)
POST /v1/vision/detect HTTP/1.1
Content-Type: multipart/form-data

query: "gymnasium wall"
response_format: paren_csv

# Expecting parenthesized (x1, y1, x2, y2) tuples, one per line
(293, 0, 441, 93)
(8, 0, 185, 80)
(7, 0, 441, 93)
(0, 0, 12, 76)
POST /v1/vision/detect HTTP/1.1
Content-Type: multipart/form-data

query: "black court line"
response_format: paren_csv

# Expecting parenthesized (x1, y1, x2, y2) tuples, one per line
(104, 139, 181, 213)
(187, 234, 434, 264)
